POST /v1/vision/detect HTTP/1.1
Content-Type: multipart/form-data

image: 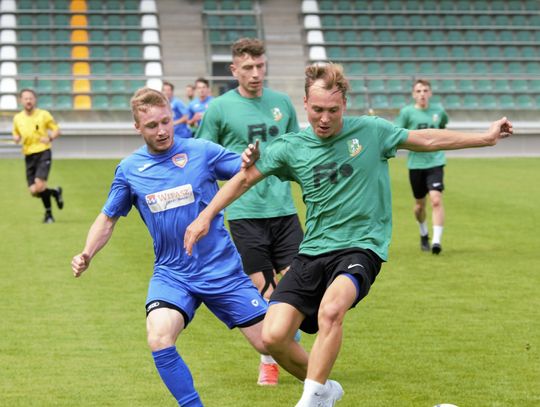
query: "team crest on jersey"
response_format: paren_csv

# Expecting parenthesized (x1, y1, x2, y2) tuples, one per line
(271, 107, 283, 121)
(145, 184, 195, 213)
(172, 153, 188, 168)
(432, 113, 439, 123)
(347, 138, 362, 157)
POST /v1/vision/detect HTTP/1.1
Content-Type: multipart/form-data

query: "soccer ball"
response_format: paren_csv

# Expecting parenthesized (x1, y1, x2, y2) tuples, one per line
(434, 404, 458, 407)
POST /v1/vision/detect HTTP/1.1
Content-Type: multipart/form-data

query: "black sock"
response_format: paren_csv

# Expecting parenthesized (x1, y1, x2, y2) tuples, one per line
(41, 189, 52, 212)
(49, 188, 59, 200)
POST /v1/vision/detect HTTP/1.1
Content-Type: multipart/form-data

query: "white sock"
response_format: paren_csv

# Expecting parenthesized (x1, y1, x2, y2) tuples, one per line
(432, 225, 443, 244)
(419, 221, 428, 236)
(261, 354, 276, 364)
(296, 379, 326, 406)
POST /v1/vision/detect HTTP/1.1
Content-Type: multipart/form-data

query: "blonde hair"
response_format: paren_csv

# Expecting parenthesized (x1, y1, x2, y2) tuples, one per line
(130, 87, 169, 122)
(304, 63, 349, 99)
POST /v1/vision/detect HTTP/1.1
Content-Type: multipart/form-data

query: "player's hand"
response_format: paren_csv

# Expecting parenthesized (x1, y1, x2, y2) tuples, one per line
(184, 217, 211, 256)
(241, 139, 260, 169)
(13, 136, 21, 144)
(72, 253, 90, 277)
(486, 117, 513, 145)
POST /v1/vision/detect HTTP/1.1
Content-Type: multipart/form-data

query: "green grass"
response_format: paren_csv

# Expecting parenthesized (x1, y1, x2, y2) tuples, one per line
(0, 157, 538, 407)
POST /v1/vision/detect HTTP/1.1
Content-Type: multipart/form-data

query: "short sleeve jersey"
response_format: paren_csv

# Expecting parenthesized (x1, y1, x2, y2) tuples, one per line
(255, 116, 408, 261)
(196, 88, 299, 220)
(395, 103, 449, 169)
(188, 96, 214, 125)
(12, 108, 59, 155)
(102, 138, 243, 285)
(170, 97, 192, 139)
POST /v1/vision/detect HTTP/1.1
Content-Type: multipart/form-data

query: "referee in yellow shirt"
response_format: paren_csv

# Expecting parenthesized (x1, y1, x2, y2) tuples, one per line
(12, 89, 64, 223)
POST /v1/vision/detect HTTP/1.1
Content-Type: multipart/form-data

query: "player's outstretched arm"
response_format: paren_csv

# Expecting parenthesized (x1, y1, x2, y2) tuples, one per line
(401, 117, 513, 152)
(184, 165, 265, 255)
(71, 213, 118, 278)
(241, 140, 260, 169)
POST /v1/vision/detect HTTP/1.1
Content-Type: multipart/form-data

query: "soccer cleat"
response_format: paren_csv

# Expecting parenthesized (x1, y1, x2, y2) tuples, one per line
(43, 213, 55, 224)
(55, 186, 64, 210)
(316, 380, 344, 407)
(432, 243, 442, 255)
(257, 362, 279, 386)
(420, 234, 430, 251)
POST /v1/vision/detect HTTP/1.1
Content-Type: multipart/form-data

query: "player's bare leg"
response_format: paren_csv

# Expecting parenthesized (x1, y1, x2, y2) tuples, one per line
(429, 190, 444, 254)
(414, 197, 430, 251)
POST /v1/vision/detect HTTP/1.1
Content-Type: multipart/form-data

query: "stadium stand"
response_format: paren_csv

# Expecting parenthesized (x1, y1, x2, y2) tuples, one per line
(0, 0, 162, 111)
(302, 0, 540, 115)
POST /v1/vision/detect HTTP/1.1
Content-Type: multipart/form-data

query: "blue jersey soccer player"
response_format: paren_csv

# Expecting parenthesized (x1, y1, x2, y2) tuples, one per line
(71, 88, 272, 406)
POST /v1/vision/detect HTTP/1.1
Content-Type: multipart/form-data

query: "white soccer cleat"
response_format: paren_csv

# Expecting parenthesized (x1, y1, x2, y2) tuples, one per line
(316, 380, 344, 407)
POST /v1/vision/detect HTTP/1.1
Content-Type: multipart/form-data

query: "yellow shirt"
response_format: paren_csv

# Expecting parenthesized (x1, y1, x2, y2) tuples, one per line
(12, 108, 59, 156)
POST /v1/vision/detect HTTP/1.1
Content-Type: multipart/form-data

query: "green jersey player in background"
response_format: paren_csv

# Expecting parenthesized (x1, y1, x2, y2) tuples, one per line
(196, 38, 303, 386)
(395, 79, 449, 254)
(185, 62, 512, 407)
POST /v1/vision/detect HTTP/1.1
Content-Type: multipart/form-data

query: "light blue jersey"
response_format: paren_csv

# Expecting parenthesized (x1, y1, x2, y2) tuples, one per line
(170, 97, 192, 139)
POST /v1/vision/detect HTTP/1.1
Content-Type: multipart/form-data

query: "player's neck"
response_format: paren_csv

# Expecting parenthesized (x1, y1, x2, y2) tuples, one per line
(237, 87, 262, 99)
(414, 103, 429, 109)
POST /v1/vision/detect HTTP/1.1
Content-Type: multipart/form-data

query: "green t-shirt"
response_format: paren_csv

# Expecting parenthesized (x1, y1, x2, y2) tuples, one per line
(395, 103, 449, 169)
(256, 116, 409, 261)
(196, 88, 299, 220)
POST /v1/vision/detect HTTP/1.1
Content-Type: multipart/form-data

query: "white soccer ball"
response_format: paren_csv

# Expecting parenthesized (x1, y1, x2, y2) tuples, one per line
(434, 404, 458, 407)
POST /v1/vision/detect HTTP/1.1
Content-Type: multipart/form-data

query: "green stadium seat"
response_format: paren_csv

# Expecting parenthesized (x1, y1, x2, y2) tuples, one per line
(127, 62, 144, 74)
(88, 15, 105, 27)
(36, 15, 50, 26)
(491, 0, 506, 10)
(111, 62, 125, 74)
(398, 46, 414, 58)
(394, 30, 410, 42)
(401, 62, 417, 74)
(409, 15, 423, 26)
(125, 15, 140, 27)
(366, 62, 380, 74)
(444, 94, 461, 109)
(499, 30, 514, 42)
(110, 95, 129, 109)
(371, 95, 389, 109)
(433, 46, 449, 58)
(437, 62, 454, 74)
(351, 95, 366, 110)
(319, 0, 334, 10)
(127, 46, 143, 58)
(512, 15, 527, 26)
(341, 15, 355, 27)
(490, 62, 506, 73)
(18, 15, 34, 26)
(508, 0, 523, 10)
(456, 0, 470, 11)
(37, 79, 53, 92)
(416, 46, 431, 58)
(475, 80, 492, 92)
(515, 31, 532, 42)
(524, 62, 538, 74)
(479, 95, 497, 109)
(221, 0, 236, 10)
(110, 79, 126, 92)
(356, 15, 371, 27)
(55, 30, 70, 42)
(493, 80, 510, 92)
(36, 46, 52, 58)
(53, 0, 70, 9)
(337, 0, 351, 10)
(321, 15, 338, 27)
(508, 62, 524, 73)
(19, 62, 34, 74)
(93, 95, 109, 109)
(56, 62, 71, 75)
(53, 14, 70, 27)
(535, 95, 540, 108)
(108, 30, 124, 42)
(472, 62, 489, 74)
(348, 62, 364, 75)
(362, 46, 377, 58)
(238, 0, 253, 10)
(387, 79, 404, 92)
(55, 95, 72, 109)
(439, 79, 456, 92)
(359, 31, 376, 42)
(327, 46, 343, 59)
(90, 30, 106, 42)
(342, 31, 356, 43)
(512, 80, 529, 92)
(391, 15, 407, 27)
(447, 31, 463, 42)
(498, 95, 515, 108)
(460, 15, 475, 26)
(425, 15, 439, 27)
(462, 95, 478, 108)
(367, 79, 385, 92)
(389, 94, 407, 109)
(18, 0, 34, 9)
(343, 46, 360, 59)
(55, 80, 71, 92)
(39, 95, 53, 109)
(455, 62, 471, 74)
(373, 15, 387, 27)
(109, 46, 125, 58)
(378, 31, 393, 43)
(383, 62, 400, 74)
(18, 46, 34, 58)
(92, 62, 107, 75)
(388, 0, 403, 10)
(468, 46, 484, 58)
(457, 80, 474, 92)
(350, 79, 364, 93)
(440, 0, 455, 11)
(91, 46, 106, 58)
(91, 79, 108, 92)
(128, 79, 146, 92)
(18, 30, 34, 42)
(521, 46, 537, 58)
(529, 80, 540, 91)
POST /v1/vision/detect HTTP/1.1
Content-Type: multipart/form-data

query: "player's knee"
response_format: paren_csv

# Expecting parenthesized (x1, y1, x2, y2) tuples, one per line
(262, 326, 288, 353)
(147, 332, 176, 352)
(318, 302, 345, 332)
(431, 196, 442, 208)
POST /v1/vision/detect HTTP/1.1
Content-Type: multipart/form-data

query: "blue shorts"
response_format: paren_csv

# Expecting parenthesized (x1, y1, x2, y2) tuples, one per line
(146, 268, 268, 329)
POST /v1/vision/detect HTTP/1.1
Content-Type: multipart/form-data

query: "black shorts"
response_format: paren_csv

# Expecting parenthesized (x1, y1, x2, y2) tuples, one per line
(270, 248, 382, 334)
(25, 149, 52, 186)
(228, 214, 303, 275)
(409, 165, 444, 199)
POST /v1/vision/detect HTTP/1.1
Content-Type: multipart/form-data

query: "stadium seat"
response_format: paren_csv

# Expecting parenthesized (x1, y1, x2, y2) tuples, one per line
(74, 94, 92, 109)
(110, 94, 129, 109)
(55, 95, 72, 109)
(56, 80, 72, 92)
(475, 80, 493, 92)
(444, 95, 461, 109)
(1, 45, 17, 59)
(371, 94, 389, 109)
(462, 95, 478, 108)
(479, 95, 497, 109)
(0, 94, 17, 109)
(0, 78, 17, 92)
(498, 95, 515, 108)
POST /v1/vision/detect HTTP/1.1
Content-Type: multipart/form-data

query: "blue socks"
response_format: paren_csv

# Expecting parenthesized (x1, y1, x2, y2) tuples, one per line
(152, 346, 203, 407)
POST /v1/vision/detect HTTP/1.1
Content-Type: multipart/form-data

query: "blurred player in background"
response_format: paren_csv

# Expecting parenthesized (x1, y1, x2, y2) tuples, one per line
(187, 77, 213, 130)
(395, 79, 449, 254)
(162, 80, 192, 139)
(12, 88, 63, 224)
(184, 63, 513, 407)
(196, 37, 303, 386)
(71, 88, 278, 406)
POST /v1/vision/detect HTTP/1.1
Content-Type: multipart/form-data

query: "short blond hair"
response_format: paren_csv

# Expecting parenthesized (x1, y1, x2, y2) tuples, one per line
(304, 63, 349, 99)
(130, 87, 169, 123)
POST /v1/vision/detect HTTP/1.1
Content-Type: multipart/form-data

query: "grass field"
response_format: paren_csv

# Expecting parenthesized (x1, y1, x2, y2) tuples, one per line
(0, 156, 538, 407)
